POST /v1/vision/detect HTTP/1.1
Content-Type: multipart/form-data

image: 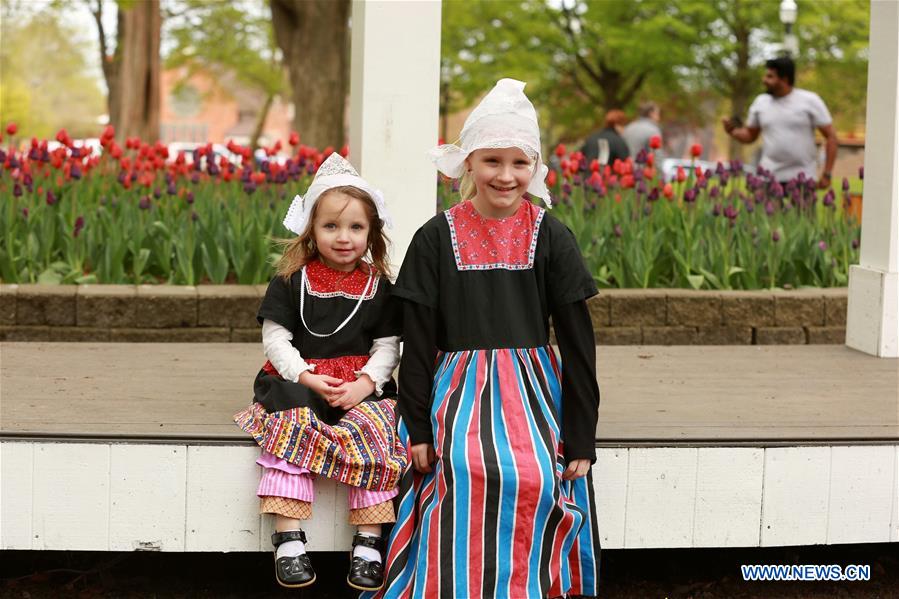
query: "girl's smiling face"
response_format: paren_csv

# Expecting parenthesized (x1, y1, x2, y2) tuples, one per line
(466, 147, 535, 218)
(311, 191, 371, 271)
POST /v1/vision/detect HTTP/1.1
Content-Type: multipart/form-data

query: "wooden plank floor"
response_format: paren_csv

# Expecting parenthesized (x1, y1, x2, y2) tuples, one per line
(1, 343, 896, 443)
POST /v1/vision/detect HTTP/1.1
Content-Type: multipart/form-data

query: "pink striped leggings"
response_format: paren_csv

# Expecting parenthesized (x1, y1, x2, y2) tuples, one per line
(256, 451, 397, 510)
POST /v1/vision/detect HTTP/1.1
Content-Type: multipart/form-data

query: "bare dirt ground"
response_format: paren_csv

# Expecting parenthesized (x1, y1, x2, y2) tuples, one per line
(2, 543, 896, 598)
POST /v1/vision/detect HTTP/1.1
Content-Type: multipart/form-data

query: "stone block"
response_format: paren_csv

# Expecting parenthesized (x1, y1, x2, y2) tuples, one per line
(607, 289, 667, 326)
(806, 326, 846, 344)
(587, 294, 610, 326)
(16, 284, 76, 326)
(721, 291, 775, 326)
(76, 285, 137, 328)
(132, 285, 197, 328)
(695, 326, 753, 345)
(231, 328, 262, 343)
(0, 284, 17, 325)
(666, 291, 722, 326)
(109, 327, 229, 342)
(774, 292, 824, 326)
(197, 285, 261, 328)
(756, 327, 807, 345)
(596, 326, 642, 345)
(642, 326, 697, 345)
(824, 295, 848, 326)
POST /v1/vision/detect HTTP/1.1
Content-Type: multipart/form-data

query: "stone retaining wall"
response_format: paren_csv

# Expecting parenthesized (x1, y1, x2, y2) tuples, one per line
(0, 284, 847, 345)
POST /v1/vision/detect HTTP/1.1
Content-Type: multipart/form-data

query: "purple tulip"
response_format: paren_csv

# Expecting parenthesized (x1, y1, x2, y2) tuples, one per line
(648, 187, 660, 202)
(823, 189, 835, 207)
(191, 172, 200, 184)
(167, 183, 177, 196)
(635, 149, 648, 165)
(755, 189, 765, 204)
(46, 190, 57, 206)
(697, 176, 708, 189)
(207, 162, 220, 176)
(243, 181, 257, 195)
(859, 166, 864, 180)
(562, 183, 572, 195)
(70, 163, 82, 180)
(260, 161, 271, 174)
(770, 181, 784, 200)
(22, 207, 28, 219)
(191, 211, 199, 222)
(764, 201, 775, 216)
(186, 191, 195, 204)
(71, 147, 82, 159)
(744, 200, 754, 213)
(28, 148, 39, 161)
(715, 162, 725, 176)
(117, 170, 127, 185)
(636, 180, 647, 195)
(613, 224, 623, 238)
(40, 149, 50, 162)
(709, 186, 720, 199)
(842, 177, 850, 192)
(153, 187, 162, 199)
(684, 188, 698, 203)
(130, 171, 138, 182)
(0, 149, 6, 162)
(818, 240, 827, 251)
(712, 203, 722, 217)
(73, 216, 85, 237)
(138, 196, 151, 210)
(772, 230, 781, 243)
(451, 180, 460, 193)
(852, 238, 860, 249)
(573, 175, 583, 186)
(724, 205, 738, 221)
(797, 172, 806, 183)
(13, 183, 22, 197)
(9, 156, 19, 169)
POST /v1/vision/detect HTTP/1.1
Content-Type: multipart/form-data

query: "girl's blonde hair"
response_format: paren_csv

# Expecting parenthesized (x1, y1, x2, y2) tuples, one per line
(274, 186, 391, 280)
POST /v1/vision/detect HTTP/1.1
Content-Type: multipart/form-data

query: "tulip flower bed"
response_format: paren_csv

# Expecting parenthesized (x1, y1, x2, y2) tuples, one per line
(2, 125, 860, 289)
(443, 142, 861, 289)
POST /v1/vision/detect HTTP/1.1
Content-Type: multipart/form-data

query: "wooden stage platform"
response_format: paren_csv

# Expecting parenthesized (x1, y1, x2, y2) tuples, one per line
(2, 342, 897, 552)
(1, 343, 896, 444)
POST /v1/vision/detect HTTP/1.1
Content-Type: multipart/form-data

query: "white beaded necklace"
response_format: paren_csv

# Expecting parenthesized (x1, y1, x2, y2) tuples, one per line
(299, 265, 374, 338)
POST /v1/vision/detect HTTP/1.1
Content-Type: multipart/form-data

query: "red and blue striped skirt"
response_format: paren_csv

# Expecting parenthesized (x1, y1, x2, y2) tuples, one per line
(365, 346, 601, 598)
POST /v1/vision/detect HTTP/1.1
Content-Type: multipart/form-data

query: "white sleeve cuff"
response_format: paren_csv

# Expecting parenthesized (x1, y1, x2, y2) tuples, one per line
(261, 319, 312, 383)
(356, 335, 401, 397)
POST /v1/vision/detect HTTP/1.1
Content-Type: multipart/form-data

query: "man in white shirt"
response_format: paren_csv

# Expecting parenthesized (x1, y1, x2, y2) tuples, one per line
(723, 57, 837, 187)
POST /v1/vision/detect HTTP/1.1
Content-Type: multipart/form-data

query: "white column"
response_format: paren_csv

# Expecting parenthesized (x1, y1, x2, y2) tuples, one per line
(846, 0, 899, 358)
(349, 0, 442, 270)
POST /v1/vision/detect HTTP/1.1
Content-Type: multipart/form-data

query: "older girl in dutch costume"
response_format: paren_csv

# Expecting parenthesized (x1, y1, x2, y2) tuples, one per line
(367, 79, 602, 599)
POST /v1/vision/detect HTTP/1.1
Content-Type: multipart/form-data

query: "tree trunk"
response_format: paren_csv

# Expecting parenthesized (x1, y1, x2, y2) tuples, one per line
(728, 6, 754, 160)
(110, 0, 161, 142)
(271, 0, 350, 150)
(250, 93, 275, 151)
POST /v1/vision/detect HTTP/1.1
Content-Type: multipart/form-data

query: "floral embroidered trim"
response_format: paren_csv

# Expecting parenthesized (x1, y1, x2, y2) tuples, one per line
(302, 259, 380, 300)
(444, 200, 545, 271)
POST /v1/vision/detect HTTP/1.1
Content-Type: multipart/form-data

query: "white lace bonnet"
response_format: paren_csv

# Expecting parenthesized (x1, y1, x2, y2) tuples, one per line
(427, 78, 551, 206)
(283, 153, 393, 235)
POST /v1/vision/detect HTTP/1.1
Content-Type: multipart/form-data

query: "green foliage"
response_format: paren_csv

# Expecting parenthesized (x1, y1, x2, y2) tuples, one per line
(440, 0, 871, 141)
(0, 10, 105, 138)
(165, 0, 284, 97)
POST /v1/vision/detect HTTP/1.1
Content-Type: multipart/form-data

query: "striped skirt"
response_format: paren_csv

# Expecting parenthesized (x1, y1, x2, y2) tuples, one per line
(365, 346, 601, 599)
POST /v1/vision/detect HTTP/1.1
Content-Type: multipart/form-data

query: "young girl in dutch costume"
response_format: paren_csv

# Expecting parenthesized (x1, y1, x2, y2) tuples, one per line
(234, 154, 407, 591)
(367, 79, 602, 598)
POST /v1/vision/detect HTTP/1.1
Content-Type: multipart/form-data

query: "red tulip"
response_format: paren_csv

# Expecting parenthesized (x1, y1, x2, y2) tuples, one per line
(554, 143, 566, 158)
(662, 183, 674, 199)
(250, 171, 266, 185)
(649, 135, 661, 149)
(547, 169, 557, 187)
(288, 131, 300, 146)
(621, 174, 635, 188)
(690, 143, 703, 158)
(6, 123, 17, 136)
(339, 144, 349, 158)
(676, 166, 686, 182)
(643, 166, 654, 179)
(589, 159, 600, 172)
(646, 152, 654, 167)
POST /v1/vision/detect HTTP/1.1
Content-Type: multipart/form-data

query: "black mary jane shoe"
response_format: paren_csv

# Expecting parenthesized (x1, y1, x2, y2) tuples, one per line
(347, 533, 384, 591)
(272, 530, 316, 588)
